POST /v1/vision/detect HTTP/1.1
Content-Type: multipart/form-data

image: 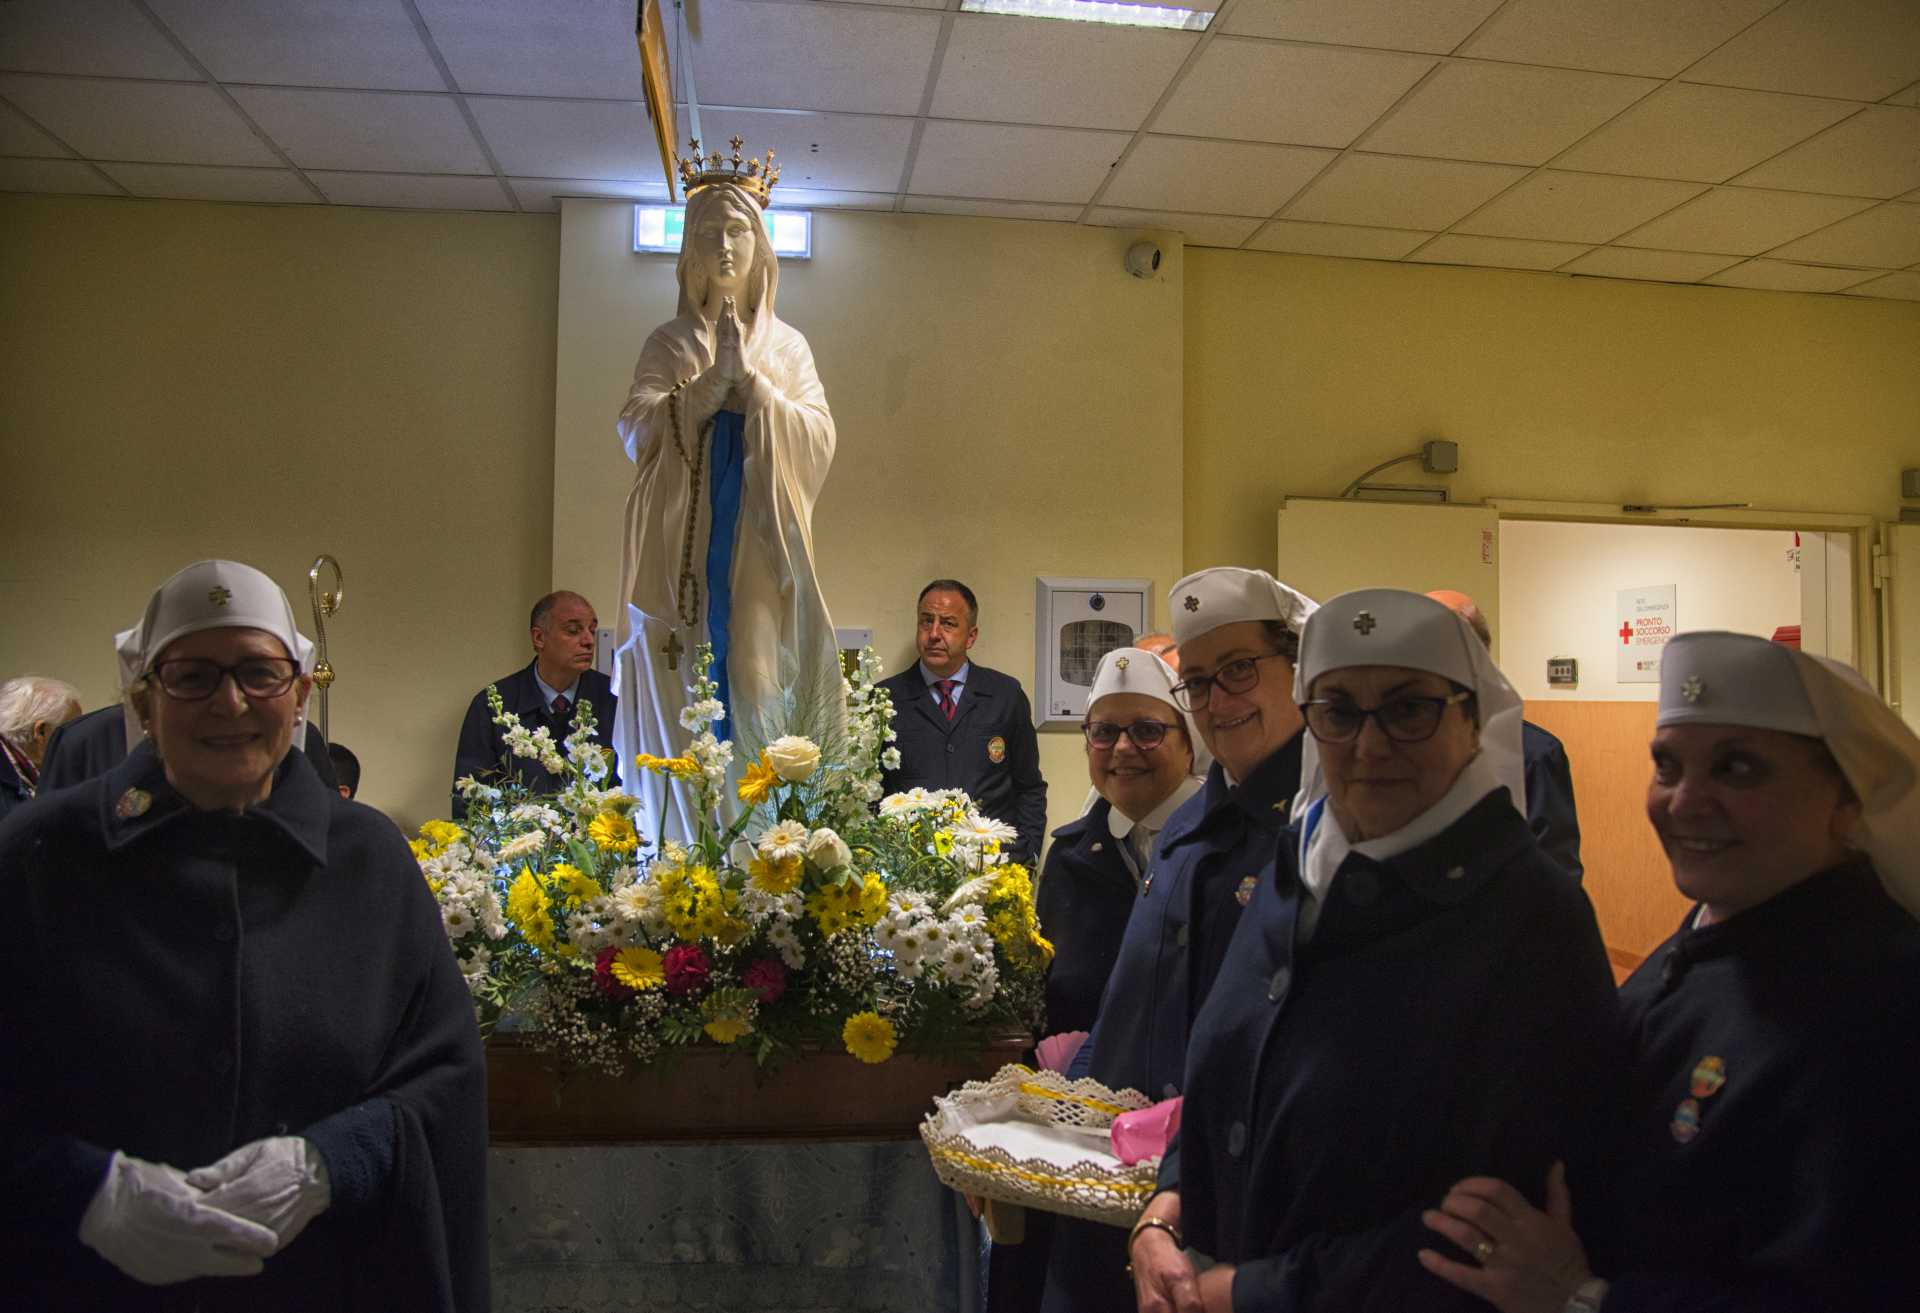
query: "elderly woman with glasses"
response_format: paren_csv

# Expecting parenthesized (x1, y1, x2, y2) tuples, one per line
(1127, 589, 1620, 1313)
(1418, 632, 1920, 1313)
(0, 561, 487, 1312)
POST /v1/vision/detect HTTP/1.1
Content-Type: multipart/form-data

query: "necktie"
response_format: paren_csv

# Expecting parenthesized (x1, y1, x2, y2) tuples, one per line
(936, 679, 958, 721)
(551, 694, 572, 721)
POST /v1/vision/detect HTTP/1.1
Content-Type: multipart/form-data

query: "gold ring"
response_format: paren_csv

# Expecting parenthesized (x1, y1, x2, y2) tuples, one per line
(1472, 1239, 1496, 1264)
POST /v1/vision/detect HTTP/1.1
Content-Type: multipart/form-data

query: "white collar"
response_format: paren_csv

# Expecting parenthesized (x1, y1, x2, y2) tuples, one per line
(1107, 775, 1204, 841)
(1300, 751, 1508, 901)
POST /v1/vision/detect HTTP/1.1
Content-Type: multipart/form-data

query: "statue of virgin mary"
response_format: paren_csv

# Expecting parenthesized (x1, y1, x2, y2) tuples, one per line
(613, 144, 845, 842)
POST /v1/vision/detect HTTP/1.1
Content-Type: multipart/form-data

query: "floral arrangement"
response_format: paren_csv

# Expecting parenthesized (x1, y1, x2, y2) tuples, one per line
(419, 645, 1048, 1074)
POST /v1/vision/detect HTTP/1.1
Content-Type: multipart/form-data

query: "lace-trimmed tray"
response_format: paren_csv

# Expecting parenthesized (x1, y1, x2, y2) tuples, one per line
(919, 1064, 1160, 1228)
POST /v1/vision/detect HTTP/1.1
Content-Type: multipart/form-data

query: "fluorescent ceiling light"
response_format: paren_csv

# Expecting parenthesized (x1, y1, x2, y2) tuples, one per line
(958, 0, 1214, 33)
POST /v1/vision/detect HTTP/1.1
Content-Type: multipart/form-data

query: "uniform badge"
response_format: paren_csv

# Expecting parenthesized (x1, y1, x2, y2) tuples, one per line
(115, 787, 152, 819)
(1681, 675, 1704, 704)
(987, 735, 1006, 764)
(1115, 656, 1130, 671)
(1235, 874, 1258, 906)
(1183, 594, 1199, 612)
(1689, 1055, 1726, 1099)
(208, 584, 232, 607)
(1669, 1096, 1702, 1143)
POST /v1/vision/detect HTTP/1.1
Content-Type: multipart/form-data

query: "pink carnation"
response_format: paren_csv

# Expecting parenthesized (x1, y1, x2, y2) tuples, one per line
(741, 958, 787, 1005)
(592, 945, 634, 1000)
(663, 943, 712, 996)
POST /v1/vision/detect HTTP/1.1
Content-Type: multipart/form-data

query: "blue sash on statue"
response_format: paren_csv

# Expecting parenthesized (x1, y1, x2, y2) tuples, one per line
(705, 409, 747, 743)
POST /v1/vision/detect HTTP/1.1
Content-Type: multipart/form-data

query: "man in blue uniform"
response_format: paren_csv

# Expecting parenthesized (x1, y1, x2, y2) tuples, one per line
(452, 589, 617, 816)
(1040, 566, 1315, 1313)
(878, 579, 1047, 865)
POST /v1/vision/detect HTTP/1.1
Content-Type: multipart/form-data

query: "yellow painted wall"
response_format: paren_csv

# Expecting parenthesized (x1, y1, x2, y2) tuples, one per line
(552, 202, 1186, 842)
(0, 195, 560, 830)
(1183, 251, 1920, 574)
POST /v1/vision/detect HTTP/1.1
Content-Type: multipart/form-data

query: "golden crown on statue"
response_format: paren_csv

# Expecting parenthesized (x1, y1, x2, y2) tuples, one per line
(675, 135, 780, 205)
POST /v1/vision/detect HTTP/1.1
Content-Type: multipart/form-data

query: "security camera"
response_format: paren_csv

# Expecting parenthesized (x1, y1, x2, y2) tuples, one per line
(1125, 241, 1162, 280)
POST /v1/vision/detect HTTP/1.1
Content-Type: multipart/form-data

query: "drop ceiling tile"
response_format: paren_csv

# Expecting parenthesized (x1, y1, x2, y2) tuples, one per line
(413, 0, 645, 99)
(1102, 136, 1335, 216)
(0, 0, 197, 79)
(231, 87, 485, 173)
(1362, 62, 1659, 166)
(904, 196, 1083, 222)
(147, 0, 443, 91)
(1704, 259, 1883, 292)
(1284, 154, 1528, 229)
(0, 75, 280, 166)
(1222, 0, 1501, 54)
(1456, 171, 1706, 243)
(1084, 207, 1263, 248)
(1408, 233, 1591, 270)
(771, 188, 894, 210)
(309, 171, 511, 211)
(671, 108, 912, 194)
(1562, 247, 1742, 282)
(1888, 81, 1920, 107)
(910, 120, 1128, 204)
(1619, 186, 1876, 255)
(1246, 219, 1434, 258)
(508, 176, 669, 212)
(1769, 202, 1920, 266)
(835, 0, 948, 8)
(0, 156, 121, 196)
(1461, 0, 1780, 78)
(1152, 38, 1435, 148)
(1906, 187, 1920, 202)
(1551, 83, 1861, 182)
(931, 15, 1195, 131)
(1682, 0, 1920, 102)
(687, 0, 942, 117)
(100, 162, 314, 203)
(1844, 270, 1920, 299)
(0, 97, 68, 155)
(1733, 106, 1920, 199)
(468, 97, 662, 182)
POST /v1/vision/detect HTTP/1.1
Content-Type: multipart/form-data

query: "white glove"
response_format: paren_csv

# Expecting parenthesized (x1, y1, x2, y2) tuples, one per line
(185, 1136, 332, 1251)
(78, 1151, 278, 1285)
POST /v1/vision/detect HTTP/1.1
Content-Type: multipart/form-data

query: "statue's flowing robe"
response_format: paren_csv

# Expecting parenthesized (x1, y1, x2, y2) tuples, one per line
(614, 310, 843, 843)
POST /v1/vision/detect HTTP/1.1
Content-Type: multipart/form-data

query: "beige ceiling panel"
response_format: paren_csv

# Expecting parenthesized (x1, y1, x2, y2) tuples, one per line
(1462, 0, 1780, 77)
(1705, 259, 1883, 292)
(1682, 0, 1920, 102)
(148, 0, 444, 91)
(910, 121, 1129, 203)
(0, 156, 121, 196)
(1618, 186, 1876, 254)
(1407, 233, 1591, 270)
(1283, 154, 1529, 229)
(1152, 38, 1435, 147)
(1769, 202, 1920, 266)
(1101, 136, 1335, 216)
(101, 162, 315, 204)
(932, 15, 1196, 131)
(1887, 81, 1920, 107)
(0, 98, 68, 156)
(1844, 270, 1920, 298)
(507, 177, 670, 213)
(771, 188, 895, 210)
(309, 171, 511, 211)
(233, 87, 486, 173)
(1084, 207, 1264, 248)
(1551, 83, 1861, 182)
(1733, 106, 1920, 199)
(0, 0, 197, 79)
(1456, 171, 1706, 243)
(470, 98, 665, 182)
(413, 0, 647, 99)
(1561, 247, 1742, 282)
(685, 0, 942, 117)
(1221, 0, 1502, 53)
(1246, 220, 1434, 258)
(1361, 62, 1660, 166)
(834, 0, 949, 8)
(0, 75, 281, 167)
(671, 108, 914, 194)
(904, 196, 1083, 222)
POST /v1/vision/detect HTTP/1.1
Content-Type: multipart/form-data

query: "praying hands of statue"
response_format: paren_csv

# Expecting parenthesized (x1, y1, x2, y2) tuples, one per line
(686, 297, 754, 426)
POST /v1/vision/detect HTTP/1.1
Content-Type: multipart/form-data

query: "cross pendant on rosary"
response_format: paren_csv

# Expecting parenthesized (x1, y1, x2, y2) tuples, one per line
(663, 629, 684, 671)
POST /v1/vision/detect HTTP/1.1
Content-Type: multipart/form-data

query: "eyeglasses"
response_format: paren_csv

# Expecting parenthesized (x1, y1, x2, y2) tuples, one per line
(1301, 690, 1473, 744)
(1082, 719, 1181, 750)
(147, 657, 299, 701)
(1170, 652, 1288, 712)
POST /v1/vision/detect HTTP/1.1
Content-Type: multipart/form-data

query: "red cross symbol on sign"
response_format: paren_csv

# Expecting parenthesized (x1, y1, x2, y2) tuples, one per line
(1619, 621, 1635, 644)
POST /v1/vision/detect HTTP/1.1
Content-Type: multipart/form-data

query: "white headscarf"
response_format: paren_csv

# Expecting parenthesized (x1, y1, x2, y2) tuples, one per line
(1087, 646, 1211, 779)
(116, 560, 318, 757)
(1168, 566, 1316, 648)
(1657, 631, 1920, 918)
(1291, 588, 1528, 899)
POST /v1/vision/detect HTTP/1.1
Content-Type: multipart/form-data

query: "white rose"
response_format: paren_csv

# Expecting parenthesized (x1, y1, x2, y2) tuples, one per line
(807, 827, 852, 870)
(765, 735, 822, 782)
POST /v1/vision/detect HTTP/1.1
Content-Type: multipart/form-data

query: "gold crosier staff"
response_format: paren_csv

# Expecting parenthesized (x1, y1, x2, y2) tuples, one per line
(307, 555, 343, 740)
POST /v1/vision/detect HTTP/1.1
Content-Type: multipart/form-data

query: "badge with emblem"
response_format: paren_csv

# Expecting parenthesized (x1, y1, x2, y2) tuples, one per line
(208, 584, 232, 607)
(1235, 874, 1258, 906)
(115, 787, 152, 819)
(1669, 1096, 1702, 1143)
(1689, 1055, 1726, 1099)
(987, 735, 1006, 764)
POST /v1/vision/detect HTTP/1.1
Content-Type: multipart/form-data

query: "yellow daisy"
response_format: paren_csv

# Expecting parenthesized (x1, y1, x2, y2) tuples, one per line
(703, 1015, 753, 1044)
(737, 751, 780, 806)
(843, 1011, 897, 1064)
(589, 811, 640, 854)
(610, 945, 664, 990)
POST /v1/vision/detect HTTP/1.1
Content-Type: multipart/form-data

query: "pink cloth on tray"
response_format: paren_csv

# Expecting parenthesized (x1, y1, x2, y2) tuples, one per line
(1110, 1097, 1182, 1165)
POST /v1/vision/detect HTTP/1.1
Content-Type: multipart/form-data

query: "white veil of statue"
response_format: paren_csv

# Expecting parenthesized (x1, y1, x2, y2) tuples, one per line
(613, 147, 845, 843)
